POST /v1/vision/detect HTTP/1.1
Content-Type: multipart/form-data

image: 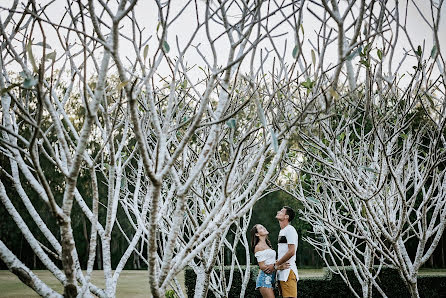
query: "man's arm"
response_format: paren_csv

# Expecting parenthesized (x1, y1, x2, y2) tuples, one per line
(264, 244, 295, 273)
(275, 244, 295, 267)
(264, 261, 290, 273)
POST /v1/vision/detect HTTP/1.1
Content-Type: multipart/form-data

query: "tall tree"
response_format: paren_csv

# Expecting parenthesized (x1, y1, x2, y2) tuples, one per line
(0, 0, 302, 297)
(2, 1, 443, 297)
(283, 1, 446, 297)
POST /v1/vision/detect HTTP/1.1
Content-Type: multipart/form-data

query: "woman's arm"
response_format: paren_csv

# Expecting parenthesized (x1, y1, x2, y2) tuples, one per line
(259, 261, 289, 271)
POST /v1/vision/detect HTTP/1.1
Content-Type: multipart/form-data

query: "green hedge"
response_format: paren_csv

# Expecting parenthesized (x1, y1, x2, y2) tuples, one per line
(184, 266, 446, 297)
(185, 266, 262, 298)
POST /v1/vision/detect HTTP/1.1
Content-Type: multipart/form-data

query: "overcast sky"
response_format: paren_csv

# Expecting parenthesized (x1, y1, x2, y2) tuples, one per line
(1, 0, 445, 82)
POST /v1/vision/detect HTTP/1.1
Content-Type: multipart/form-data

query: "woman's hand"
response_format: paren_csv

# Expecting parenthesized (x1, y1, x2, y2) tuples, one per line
(263, 264, 275, 273)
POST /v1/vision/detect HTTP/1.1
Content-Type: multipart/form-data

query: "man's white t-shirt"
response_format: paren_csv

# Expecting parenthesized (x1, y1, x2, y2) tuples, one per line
(277, 224, 299, 281)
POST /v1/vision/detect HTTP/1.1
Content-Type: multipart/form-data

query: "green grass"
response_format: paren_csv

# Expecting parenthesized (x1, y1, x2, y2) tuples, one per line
(299, 268, 446, 277)
(0, 270, 185, 297)
(418, 268, 446, 276)
(298, 268, 324, 277)
(0, 268, 444, 297)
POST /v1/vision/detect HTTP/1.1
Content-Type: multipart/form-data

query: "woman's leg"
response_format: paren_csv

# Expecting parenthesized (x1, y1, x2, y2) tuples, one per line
(259, 287, 275, 298)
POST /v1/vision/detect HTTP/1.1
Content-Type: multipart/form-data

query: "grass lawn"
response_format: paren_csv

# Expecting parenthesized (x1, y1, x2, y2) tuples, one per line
(0, 270, 185, 297)
(0, 268, 445, 297)
(418, 268, 446, 276)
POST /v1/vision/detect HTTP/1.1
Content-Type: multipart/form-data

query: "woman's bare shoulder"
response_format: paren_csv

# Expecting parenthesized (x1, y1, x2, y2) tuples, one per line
(254, 244, 270, 254)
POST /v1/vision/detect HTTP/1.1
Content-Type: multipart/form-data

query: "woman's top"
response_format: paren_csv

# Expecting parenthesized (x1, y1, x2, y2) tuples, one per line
(254, 248, 276, 266)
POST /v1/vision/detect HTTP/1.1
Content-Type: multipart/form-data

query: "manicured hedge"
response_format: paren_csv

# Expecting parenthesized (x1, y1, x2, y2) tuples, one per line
(185, 266, 446, 297)
(185, 266, 261, 298)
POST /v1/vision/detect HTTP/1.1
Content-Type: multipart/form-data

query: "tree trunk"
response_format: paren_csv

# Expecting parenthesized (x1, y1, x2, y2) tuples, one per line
(361, 281, 372, 298)
(60, 221, 78, 297)
(407, 281, 420, 298)
(428, 239, 434, 268)
(102, 237, 114, 297)
(133, 252, 141, 269)
(239, 233, 251, 297)
(193, 270, 211, 298)
(240, 265, 250, 298)
(96, 240, 102, 270)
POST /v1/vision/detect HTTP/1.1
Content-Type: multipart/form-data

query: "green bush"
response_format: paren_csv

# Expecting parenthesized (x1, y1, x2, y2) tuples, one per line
(165, 289, 177, 298)
(185, 266, 446, 297)
(185, 266, 261, 298)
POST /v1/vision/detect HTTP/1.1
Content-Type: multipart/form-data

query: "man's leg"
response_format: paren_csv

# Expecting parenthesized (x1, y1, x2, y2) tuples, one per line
(278, 270, 297, 298)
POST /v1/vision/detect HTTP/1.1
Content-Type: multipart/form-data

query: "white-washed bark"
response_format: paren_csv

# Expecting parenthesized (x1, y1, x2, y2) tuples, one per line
(288, 89, 445, 297)
(0, 181, 66, 284)
(5, 1, 441, 297)
(107, 1, 301, 297)
(281, 1, 446, 296)
(0, 1, 136, 296)
(0, 240, 62, 298)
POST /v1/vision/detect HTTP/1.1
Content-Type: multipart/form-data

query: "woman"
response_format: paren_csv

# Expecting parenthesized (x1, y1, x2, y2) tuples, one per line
(251, 224, 289, 298)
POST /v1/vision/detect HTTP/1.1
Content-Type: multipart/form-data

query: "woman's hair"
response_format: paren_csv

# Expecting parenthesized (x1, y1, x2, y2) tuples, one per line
(250, 224, 272, 253)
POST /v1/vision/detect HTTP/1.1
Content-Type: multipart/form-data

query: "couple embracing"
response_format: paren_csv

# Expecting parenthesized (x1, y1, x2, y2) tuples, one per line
(251, 206, 298, 298)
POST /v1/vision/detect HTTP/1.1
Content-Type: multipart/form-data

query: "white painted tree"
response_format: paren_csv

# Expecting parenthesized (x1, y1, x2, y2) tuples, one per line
(106, 0, 308, 296)
(0, 0, 304, 297)
(0, 0, 148, 295)
(291, 89, 446, 297)
(282, 1, 446, 297)
(119, 72, 291, 296)
(3, 0, 442, 297)
(113, 0, 396, 294)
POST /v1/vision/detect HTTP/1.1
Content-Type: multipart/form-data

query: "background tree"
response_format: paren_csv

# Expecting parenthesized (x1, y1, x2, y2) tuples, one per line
(292, 93, 445, 298)
(283, 0, 446, 297)
(0, 0, 304, 297)
(1, 0, 444, 298)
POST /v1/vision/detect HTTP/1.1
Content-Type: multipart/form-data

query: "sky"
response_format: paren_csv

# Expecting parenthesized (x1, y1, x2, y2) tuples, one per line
(1, 0, 445, 85)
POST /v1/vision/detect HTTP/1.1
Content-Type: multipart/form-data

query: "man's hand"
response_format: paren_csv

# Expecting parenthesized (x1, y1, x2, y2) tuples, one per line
(277, 262, 290, 270)
(263, 264, 275, 274)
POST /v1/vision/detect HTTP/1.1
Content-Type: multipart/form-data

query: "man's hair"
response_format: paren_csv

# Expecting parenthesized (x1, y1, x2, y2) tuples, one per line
(283, 206, 295, 222)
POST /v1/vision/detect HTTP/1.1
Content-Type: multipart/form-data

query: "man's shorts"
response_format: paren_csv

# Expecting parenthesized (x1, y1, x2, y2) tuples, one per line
(279, 270, 297, 297)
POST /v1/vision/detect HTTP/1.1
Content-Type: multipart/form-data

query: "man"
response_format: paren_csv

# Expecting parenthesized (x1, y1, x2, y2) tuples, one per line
(264, 206, 298, 298)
